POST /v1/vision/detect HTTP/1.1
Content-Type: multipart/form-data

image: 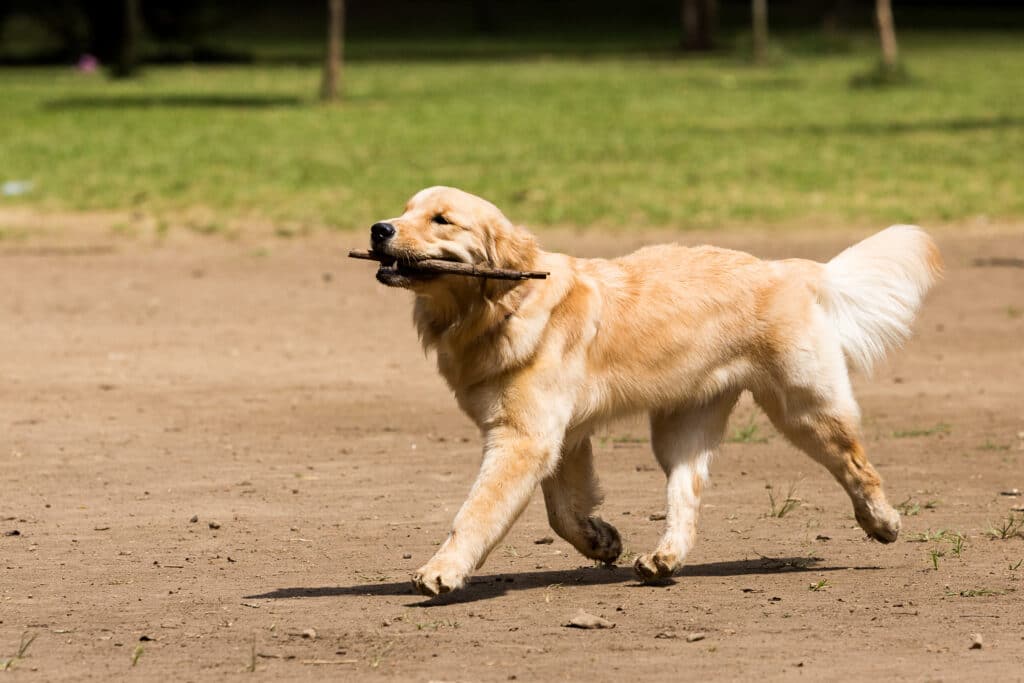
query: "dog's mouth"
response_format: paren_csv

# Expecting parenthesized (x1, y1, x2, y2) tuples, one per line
(373, 251, 464, 288)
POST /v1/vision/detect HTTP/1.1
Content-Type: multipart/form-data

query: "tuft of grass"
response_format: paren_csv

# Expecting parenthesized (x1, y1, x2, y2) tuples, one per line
(414, 618, 460, 631)
(1009, 559, 1022, 571)
(978, 440, 1010, 452)
(849, 60, 914, 89)
(611, 434, 648, 444)
(187, 220, 229, 237)
(928, 548, 944, 570)
(949, 533, 966, 558)
(0, 227, 31, 242)
(951, 588, 1005, 598)
(369, 641, 394, 670)
(131, 644, 144, 667)
(986, 514, 1024, 540)
(808, 578, 829, 591)
(729, 420, 768, 444)
(896, 497, 921, 517)
(766, 481, 801, 518)
(893, 423, 951, 439)
(908, 528, 966, 543)
(0, 632, 37, 672)
(1006, 306, 1022, 319)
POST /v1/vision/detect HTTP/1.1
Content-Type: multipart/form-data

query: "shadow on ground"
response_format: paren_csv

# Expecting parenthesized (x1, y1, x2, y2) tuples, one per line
(42, 94, 304, 110)
(245, 555, 881, 606)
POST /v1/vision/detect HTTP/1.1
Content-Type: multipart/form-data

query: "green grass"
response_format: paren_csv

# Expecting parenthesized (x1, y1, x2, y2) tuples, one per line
(728, 419, 769, 444)
(766, 481, 801, 518)
(1, 31, 1022, 231)
(893, 422, 952, 439)
(986, 514, 1024, 540)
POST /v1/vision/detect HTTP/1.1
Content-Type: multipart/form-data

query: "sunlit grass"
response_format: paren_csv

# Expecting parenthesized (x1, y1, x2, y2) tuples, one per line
(1, 31, 1021, 231)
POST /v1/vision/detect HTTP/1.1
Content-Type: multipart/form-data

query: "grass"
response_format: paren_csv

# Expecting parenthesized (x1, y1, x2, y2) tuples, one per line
(908, 528, 958, 543)
(808, 578, 829, 591)
(1, 31, 1023, 232)
(950, 588, 1007, 598)
(0, 633, 36, 672)
(728, 420, 769, 444)
(766, 481, 801, 518)
(920, 530, 966, 568)
(986, 514, 1024, 540)
(896, 496, 939, 516)
(892, 423, 952, 439)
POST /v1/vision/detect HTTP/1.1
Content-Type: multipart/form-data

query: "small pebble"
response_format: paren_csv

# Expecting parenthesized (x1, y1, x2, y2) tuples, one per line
(970, 633, 983, 650)
(999, 488, 1021, 497)
(402, 552, 412, 559)
(208, 521, 221, 530)
(686, 632, 707, 643)
(655, 631, 677, 639)
(4, 530, 20, 537)
(649, 512, 667, 521)
(302, 628, 317, 640)
(189, 515, 198, 523)
(534, 536, 554, 545)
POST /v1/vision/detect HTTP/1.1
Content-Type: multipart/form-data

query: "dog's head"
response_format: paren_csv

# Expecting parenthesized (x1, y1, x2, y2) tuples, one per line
(368, 186, 537, 292)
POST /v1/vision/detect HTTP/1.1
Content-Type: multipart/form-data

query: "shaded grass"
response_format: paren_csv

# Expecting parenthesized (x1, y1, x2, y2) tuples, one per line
(893, 423, 952, 439)
(1, 31, 1022, 231)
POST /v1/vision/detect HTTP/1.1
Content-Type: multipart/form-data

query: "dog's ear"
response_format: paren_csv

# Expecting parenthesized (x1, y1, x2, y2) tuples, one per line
(481, 221, 538, 302)
(484, 220, 538, 272)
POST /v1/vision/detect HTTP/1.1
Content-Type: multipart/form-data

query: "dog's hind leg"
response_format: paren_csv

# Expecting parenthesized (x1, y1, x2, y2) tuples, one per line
(635, 391, 740, 582)
(753, 336, 901, 543)
(541, 436, 622, 564)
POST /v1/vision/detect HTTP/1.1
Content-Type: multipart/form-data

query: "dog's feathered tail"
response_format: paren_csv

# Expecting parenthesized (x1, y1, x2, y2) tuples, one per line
(818, 225, 943, 375)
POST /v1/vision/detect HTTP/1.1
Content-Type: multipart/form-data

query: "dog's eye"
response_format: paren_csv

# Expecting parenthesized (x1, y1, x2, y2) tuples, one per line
(432, 214, 450, 225)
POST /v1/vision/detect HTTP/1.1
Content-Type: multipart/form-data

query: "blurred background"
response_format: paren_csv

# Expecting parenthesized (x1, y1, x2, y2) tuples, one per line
(0, 0, 1021, 235)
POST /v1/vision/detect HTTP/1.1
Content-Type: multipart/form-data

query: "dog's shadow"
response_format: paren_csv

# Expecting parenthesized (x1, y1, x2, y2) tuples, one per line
(244, 556, 878, 607)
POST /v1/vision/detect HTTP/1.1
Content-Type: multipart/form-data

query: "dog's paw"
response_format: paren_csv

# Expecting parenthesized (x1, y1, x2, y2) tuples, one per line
(412, 558, 468, 597)
(633, 551, 678, 583)
(583, 517, 623, 564)
(856, 503, 901, 544)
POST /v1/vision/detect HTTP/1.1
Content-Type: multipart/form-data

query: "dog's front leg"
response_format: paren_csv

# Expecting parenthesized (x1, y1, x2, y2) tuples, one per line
(413, 426, 559, 597)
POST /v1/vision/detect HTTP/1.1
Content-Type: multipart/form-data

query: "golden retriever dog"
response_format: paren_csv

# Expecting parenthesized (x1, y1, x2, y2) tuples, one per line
(368, 186, 942, 597)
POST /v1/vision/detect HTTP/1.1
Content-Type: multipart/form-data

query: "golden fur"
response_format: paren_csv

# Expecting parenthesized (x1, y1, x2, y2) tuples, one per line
(370, 186, 943, 596)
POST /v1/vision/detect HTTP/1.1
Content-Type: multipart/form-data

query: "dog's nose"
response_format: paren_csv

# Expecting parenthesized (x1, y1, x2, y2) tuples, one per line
(370, 222, 396, 245)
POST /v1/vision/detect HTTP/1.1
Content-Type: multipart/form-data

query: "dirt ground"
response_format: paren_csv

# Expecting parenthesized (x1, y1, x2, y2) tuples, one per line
(2, 221, 1022, 681)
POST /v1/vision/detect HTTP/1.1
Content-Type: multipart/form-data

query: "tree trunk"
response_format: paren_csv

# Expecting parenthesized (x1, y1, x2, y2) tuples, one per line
(875, 0, 899, 69)
(112, 0, 141, 78)
(702, 0, 718, 49)
(681, 0, 700, 49)
(321, 0, 345, 102)
(751, 0, 769, 65)
(680, 0, 716, 51)
(473, 0, 500, 34)
(822, 0, 848, 36)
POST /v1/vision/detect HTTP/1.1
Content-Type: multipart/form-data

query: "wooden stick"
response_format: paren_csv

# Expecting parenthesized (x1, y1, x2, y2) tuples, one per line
(348, 249, 549, 280)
